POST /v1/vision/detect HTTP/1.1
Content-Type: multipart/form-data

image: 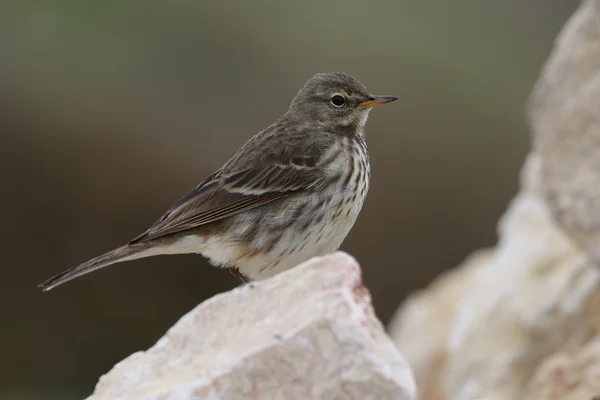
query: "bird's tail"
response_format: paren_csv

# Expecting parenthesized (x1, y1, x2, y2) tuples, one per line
(38, 243, 156, 292)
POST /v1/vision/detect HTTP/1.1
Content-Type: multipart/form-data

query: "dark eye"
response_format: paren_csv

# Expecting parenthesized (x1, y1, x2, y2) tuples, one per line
(330, 95, 345, 107)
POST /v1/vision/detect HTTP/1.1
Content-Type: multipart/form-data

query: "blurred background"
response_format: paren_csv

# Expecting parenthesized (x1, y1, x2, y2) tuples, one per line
(0, 1, 577, 398)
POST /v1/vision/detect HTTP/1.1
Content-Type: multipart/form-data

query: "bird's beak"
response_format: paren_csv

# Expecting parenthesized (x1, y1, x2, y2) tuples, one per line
(357, 95, 398, 108)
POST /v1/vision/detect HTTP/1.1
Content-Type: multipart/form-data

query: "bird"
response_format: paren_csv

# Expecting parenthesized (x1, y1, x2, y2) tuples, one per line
(38, 72, 397, 292)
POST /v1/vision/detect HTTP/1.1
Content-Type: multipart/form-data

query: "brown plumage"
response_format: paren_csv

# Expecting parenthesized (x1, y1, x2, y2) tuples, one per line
(38, 72, 397, 291)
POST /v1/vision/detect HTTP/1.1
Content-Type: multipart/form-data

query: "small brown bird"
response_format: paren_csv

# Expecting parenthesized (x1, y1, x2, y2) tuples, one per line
(39, 72, 397, 291)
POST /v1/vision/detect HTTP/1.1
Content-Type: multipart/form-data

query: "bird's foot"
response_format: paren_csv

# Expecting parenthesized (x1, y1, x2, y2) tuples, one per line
(229, 267, 250, 285)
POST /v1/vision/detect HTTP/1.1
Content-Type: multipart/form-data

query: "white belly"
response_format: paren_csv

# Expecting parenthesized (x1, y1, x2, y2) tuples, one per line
(264, 191, 366, 278)
(234, 190, 365, 280)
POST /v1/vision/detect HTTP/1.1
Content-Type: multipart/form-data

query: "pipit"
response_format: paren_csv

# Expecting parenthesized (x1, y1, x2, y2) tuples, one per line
(39, 72, 397, 291)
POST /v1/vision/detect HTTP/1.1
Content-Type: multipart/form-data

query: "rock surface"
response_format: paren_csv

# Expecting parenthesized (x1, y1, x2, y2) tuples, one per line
(87, 252, 416, 400)
(391, 155, 600, 400)
(528, 338, 600, 399)
(529, 0, 600, 262)
(387, 249, 490, 400)
(389, 1, 600, 399)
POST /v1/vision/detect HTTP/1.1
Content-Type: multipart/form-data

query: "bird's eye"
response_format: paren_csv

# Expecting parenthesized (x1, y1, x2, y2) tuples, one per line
(330, 95, 345, 107)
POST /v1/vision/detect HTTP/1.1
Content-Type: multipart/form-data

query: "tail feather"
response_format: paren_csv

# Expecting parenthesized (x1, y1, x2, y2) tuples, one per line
(38, 243, 155, 292)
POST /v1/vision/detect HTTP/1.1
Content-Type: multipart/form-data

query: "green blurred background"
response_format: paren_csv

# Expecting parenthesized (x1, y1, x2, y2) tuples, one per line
(0, 1, 577, 398)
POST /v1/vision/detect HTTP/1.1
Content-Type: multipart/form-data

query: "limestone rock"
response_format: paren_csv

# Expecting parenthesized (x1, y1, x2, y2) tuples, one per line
(529, 0, 600, 262)
(387, 249, 490, 400)
(87, 252, 416, 400)
(390, 155, 600, 400)
(528, 339, 600, 399)
(389, 1, 600, 397)
(444, 155, 600, 400)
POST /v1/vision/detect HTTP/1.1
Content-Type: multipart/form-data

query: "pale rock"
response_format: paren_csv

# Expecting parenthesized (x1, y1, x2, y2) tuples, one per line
(387, 249, 490, 400)
(529, 0, 600, 262)
(389, 0, 600, 398)
(87, 252, 416, 400)
(527, 339, 600, 399)
(444, 155, 600, 400)
(391, 155, 600, 400)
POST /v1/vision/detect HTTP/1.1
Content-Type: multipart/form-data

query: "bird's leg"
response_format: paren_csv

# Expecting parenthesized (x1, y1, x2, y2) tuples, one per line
(229, 267, 250, 284)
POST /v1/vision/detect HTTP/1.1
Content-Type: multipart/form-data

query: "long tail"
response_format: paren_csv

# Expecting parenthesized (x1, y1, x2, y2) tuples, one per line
(38, 243, 156, 292)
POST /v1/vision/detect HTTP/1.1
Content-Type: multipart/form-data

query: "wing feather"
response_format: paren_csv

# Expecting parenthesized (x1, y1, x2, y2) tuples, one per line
(129, 136, 328, 244)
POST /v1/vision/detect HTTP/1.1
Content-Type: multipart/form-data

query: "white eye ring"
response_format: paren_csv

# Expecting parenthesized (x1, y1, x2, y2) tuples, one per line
(330, 94, 346, 107)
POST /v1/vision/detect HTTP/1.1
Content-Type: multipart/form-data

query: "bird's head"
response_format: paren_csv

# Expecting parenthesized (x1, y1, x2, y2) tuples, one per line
(286, 72, 397, 132)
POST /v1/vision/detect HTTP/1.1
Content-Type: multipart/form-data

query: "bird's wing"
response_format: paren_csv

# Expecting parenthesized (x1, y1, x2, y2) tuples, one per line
(130, 131, 334, 243)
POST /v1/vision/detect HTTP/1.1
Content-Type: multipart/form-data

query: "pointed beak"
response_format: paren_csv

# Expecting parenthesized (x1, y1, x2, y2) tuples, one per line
(357, 95, 398, 108)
